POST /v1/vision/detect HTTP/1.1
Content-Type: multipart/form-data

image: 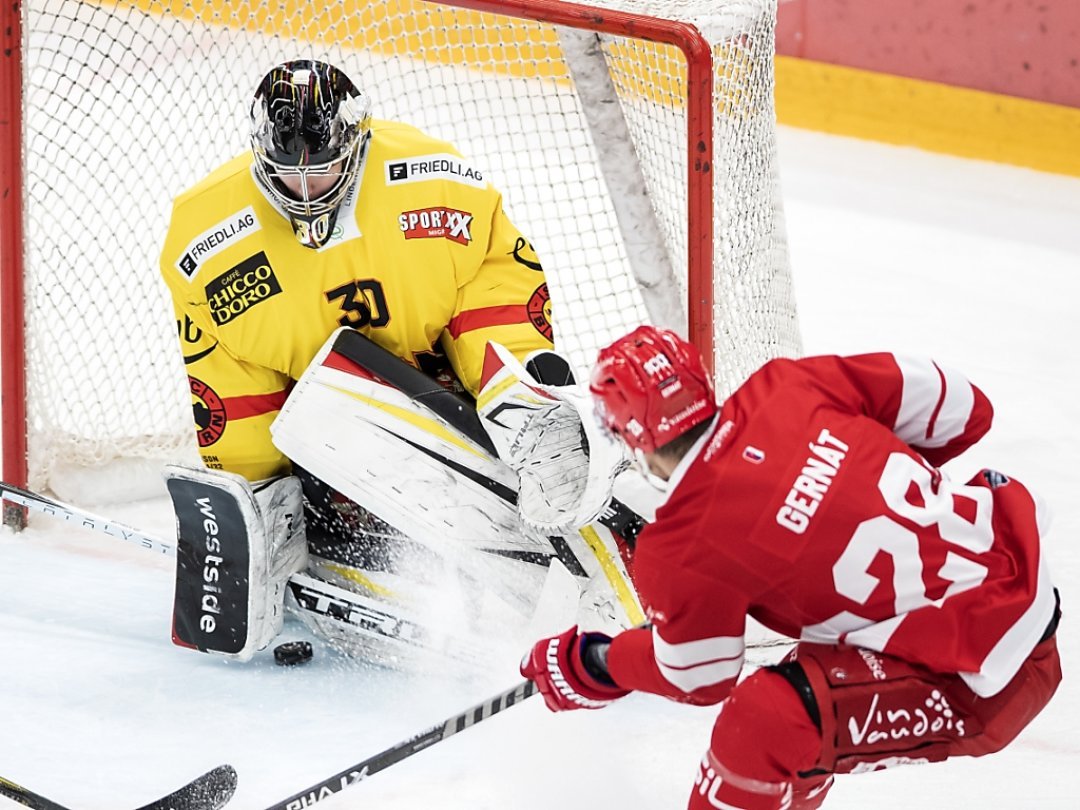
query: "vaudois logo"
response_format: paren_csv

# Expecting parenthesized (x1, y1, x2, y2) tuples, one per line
(384, 153, 486, 188)
(175, 206, 260, 280)
(399, 207, 474, 245)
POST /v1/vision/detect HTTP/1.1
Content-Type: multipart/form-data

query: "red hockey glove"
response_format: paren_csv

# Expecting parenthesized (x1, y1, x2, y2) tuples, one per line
(521, 626, 630, 712)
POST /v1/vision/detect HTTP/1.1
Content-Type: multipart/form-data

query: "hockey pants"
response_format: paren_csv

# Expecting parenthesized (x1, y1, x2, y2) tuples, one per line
(688, 613, 1061, 809)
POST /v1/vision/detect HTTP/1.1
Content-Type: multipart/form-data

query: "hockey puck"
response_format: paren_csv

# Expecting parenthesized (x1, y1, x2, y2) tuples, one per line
(274, 641, 314, 666)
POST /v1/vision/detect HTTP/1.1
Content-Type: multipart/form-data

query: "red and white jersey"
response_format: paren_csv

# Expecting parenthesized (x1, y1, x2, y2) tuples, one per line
(607, 353, 1056, 703)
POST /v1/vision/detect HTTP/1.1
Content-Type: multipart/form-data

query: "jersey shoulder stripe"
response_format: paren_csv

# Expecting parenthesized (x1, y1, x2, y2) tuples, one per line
(446, 304, 527, 338)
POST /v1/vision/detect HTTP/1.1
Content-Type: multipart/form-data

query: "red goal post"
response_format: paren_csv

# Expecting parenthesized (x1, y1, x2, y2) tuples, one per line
(452, 0, 718, 358)
(1, 1, 29, 503)
(0, 0, 799, 508)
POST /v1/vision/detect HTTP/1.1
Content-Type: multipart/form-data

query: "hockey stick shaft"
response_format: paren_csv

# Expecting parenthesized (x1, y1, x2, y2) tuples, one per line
(0, 765, 238, 810)
(0, 776, 68, 810)
(0, 481, 175, 556)
(262, 680, 538, 810)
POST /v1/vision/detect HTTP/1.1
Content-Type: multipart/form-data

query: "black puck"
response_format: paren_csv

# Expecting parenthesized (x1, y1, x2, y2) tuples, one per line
(274, 640, 313, 666)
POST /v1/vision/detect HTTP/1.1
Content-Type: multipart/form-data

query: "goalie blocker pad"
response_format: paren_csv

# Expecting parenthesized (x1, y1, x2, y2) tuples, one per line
(167, 466, 306, 661)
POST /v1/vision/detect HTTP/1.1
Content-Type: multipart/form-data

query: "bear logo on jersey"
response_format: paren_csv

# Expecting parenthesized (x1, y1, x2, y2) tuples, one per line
(527, 283, 553, 341)
(189, 376, 226, 447)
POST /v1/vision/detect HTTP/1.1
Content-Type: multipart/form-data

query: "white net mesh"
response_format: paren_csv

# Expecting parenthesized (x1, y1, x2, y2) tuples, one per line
(15, 0, 800, 495)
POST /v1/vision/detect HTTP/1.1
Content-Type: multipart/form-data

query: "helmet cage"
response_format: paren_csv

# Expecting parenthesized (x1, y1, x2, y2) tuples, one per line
(252, 139, 362, 218)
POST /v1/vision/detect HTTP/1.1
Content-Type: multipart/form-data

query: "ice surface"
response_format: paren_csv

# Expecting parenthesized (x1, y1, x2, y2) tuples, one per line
(1, 127, 1078, 808)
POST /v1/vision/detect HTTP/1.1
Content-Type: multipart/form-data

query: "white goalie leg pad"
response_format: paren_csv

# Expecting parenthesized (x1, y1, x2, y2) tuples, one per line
(270, 334, 553, 563)
(268, 329, 642, 650)
(477, 342, 629, 534)
(165, 465, 307, 662)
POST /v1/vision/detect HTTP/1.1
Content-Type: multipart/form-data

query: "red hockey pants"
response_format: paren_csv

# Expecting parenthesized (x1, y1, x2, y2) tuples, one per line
(687, 633, 1061, 810)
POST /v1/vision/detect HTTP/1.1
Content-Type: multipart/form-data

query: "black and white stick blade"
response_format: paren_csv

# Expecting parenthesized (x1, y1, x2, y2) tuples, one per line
(138, 765, 238, 810)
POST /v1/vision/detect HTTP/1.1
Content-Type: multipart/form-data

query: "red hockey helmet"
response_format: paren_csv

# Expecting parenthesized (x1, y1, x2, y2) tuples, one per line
(589, 325, 717, 454)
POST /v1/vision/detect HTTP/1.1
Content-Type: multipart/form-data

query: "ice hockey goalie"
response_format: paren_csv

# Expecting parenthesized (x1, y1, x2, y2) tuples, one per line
(167, 328, 640, 666)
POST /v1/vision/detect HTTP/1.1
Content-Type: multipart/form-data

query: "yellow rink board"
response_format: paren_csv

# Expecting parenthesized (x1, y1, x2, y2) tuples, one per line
(775, 56, 1080, 179)
(122, 0, 570, 79)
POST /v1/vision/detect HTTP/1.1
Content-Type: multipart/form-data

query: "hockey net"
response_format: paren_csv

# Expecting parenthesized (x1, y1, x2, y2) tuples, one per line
(1, 0, 800, 502)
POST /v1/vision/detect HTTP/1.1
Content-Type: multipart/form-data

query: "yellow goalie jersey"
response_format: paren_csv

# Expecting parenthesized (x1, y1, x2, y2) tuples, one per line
(160, 120, 554, 481)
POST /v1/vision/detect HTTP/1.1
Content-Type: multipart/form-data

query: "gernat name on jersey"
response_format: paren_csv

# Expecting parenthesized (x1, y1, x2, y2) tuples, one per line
(775, 428, 849, 535)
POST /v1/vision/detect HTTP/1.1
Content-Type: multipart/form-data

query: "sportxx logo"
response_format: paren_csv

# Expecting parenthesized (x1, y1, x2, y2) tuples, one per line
(398, 207, 473, 245)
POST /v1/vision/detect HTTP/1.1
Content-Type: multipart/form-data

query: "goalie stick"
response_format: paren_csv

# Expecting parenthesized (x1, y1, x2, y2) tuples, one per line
(261, 680, 538, 810)
(0, 482, 485, 665)
(0, 764, 237, 810)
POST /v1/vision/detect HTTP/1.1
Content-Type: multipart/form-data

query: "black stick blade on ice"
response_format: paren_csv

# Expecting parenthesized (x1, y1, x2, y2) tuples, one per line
(0, 765, 238, 810)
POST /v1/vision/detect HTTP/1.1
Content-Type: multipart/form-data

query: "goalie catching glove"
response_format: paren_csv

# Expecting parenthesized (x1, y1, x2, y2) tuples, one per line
(477, 342, 628, 534)
(166, 465, 307, 662)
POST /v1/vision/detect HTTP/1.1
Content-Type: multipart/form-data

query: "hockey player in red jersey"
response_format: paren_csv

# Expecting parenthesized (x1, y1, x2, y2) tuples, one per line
(520, 325, 1062, 809)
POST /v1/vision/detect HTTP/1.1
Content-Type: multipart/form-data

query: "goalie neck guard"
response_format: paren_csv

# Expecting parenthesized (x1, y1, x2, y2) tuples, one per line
(589, 325, 717, 454)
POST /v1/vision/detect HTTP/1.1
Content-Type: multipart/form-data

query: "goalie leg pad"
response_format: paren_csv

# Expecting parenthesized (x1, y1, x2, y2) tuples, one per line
(270, 333, 548, 562)
(166, 465, 307, 662)
(268, 329, 643, 645)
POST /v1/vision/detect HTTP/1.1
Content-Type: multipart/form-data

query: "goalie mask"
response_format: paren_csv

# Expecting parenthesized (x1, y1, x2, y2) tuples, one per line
(251, 60, 372, 249)
(590, 325, 717, 454)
